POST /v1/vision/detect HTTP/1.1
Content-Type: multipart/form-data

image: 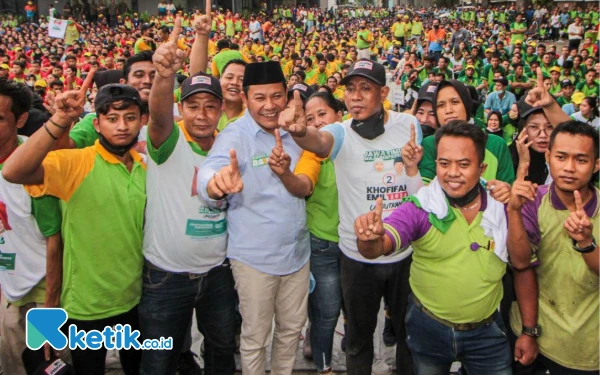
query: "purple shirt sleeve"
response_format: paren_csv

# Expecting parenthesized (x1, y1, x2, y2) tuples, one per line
(383, 202, 431, 251)
(521, 185, 547, 247)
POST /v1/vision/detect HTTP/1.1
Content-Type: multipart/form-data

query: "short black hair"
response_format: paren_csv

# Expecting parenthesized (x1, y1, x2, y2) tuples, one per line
(0, 78, 32, 120)
(217, 38, 230, 50)
(434, 120, 488, 164)
(97, 99, 146, 116)
(549, 120, 599, 159)
(123, 51, 154, 82)
(221, 59, 247, 75)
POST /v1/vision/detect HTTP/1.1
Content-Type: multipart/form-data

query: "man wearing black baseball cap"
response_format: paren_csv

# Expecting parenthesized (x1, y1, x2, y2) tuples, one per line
(556, 79, 574, 107)
(280, 58, 422, 373)
(484, 76, 517, 116)
(139, 24, 236, 374)
(4, 75, 148, 374)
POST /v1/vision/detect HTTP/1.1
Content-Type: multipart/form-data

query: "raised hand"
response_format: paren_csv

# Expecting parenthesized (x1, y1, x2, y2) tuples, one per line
(268, 128, 291, 176)
(207, 149, 244, 199)
(508, 162, 538, 211)
(525, 67, 554, 108)
(401, 123, 423, 176)
(153, 17, 190, 78)
(354, 197, 385, 242)
(278, 90, 307, 137)
(515, 127, 533, 166)
(193, 0, 212, 36)
(53, 69, 95, 124)
(564, 190, 594, 245)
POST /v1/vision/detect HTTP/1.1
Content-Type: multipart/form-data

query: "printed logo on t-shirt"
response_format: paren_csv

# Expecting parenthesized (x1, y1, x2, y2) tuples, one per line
(364, 149, 409, 211)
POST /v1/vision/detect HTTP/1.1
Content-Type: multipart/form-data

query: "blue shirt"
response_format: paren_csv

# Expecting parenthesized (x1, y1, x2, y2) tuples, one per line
(198, 110, 310, 275)
(562, 103, 576, 116)
(484, 90, 517, 115)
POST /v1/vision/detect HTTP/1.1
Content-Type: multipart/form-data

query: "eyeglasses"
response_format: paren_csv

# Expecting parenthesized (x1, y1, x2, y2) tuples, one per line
(526, 125, 553, 137)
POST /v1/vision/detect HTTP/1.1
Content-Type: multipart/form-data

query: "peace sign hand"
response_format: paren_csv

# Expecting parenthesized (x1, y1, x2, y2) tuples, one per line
(193, 0, 212, 36)
(268, 129, 291, 176)
(525, 67, 555, 109)
(515, 127, 533, 166)
(53, 69, 95, 125)
(279, 90, 307, 137)
(401, 123, 423, 175)
(354, 197, 385, 242)
(564, 190, 594, 245)
(153, 17, 190, 78)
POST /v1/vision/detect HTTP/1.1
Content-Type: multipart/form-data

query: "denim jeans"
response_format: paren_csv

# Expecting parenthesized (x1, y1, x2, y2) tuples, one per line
(139, 261, 236, 375)
(340, 253, 413, 375)
(405, 294, 512, 375)
(308, 234, 342, 371)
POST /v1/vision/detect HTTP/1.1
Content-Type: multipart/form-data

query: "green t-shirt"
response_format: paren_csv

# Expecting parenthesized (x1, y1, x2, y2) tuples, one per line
(510, 22, 527, 44)
(357, 30, 371, 50)
(419, 133, 515, 184)
(482, 65, 507, 86)
(70, 113, 99, 149)
(576, 81, 599, 97)
(306, 159, 339, 242)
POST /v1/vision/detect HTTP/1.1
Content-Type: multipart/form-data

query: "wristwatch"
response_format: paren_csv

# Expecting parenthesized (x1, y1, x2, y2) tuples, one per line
(572, 236, 597, 254)
(522, 325, 542, 338)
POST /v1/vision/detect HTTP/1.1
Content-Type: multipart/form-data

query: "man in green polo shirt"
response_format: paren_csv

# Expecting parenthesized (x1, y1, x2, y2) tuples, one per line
(3, 77, 147, 374)
(576, 70, 599, 97)
(355, 121, 512, 374)
(356, 20, 372, 60)
(510, 14, 527, 47)
(211, 38, 249, 78)
(508, 121, 599, 373)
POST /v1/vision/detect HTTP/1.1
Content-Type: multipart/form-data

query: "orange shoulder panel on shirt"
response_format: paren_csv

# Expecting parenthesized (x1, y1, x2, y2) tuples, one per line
(293, 150, 323, 187)
(25, 146, 96, 202)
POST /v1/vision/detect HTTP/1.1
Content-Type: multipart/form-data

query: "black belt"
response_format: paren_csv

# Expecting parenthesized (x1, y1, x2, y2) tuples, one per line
(412, 294, 495, 331)
(144, 259, 229, 279)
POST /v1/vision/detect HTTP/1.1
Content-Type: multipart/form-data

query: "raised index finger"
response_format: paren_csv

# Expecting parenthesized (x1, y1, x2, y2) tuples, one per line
(79, 69, 95, 96)
(409, 123, 416, 144)
(170, 17, 182, 43)
(293, 90, 303, 114)
(274, 128, 283, 149)
(206, 0, 212, 17)
(374, 197, 383, 219)
(574, 190, 585, 214)
(535, 67, 543, 90)
(229, 149, 240, 174)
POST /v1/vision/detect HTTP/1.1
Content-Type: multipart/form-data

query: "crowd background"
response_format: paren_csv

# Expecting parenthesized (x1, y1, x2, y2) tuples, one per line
(0, 0, 599, 374)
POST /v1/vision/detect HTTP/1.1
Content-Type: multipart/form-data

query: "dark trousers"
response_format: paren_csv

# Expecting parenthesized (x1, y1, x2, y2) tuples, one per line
(568, 39, 581, 52)
(139, 261, 236, 375)
(65, 305, 142, 375)
(341, 253, 413, 375)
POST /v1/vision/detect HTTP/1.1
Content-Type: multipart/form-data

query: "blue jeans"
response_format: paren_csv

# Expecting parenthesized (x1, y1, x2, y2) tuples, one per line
(139, 261, 236, 375)
(308, 234, 342, 371)
(405, 294, 512, 375)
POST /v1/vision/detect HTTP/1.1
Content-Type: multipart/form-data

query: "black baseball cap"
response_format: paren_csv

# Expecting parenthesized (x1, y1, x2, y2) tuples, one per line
(141, 22, 155, 31)
(95, 83, 143, 110)
(287, 83, 316, 103)
(493, 77, 509, 87)
(561, 79, 573, 88)
(180, 72, 223, 102)
(517, 93, 544, 119)
(416, 81, 438, 106)
(340, 59, 386, 86)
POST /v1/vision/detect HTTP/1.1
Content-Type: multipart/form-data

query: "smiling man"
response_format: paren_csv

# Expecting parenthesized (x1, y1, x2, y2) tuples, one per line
(199, 61, 310, 375)
(354, 121, 512, 375)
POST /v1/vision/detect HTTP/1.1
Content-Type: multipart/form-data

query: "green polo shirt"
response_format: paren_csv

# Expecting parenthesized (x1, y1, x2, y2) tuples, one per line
(383, 190, 506, 323)
(419, 133, 515, 185)
(26, 141, 146, 320)
(576, 81, 599, 97)
(510, 184, 599, 371)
